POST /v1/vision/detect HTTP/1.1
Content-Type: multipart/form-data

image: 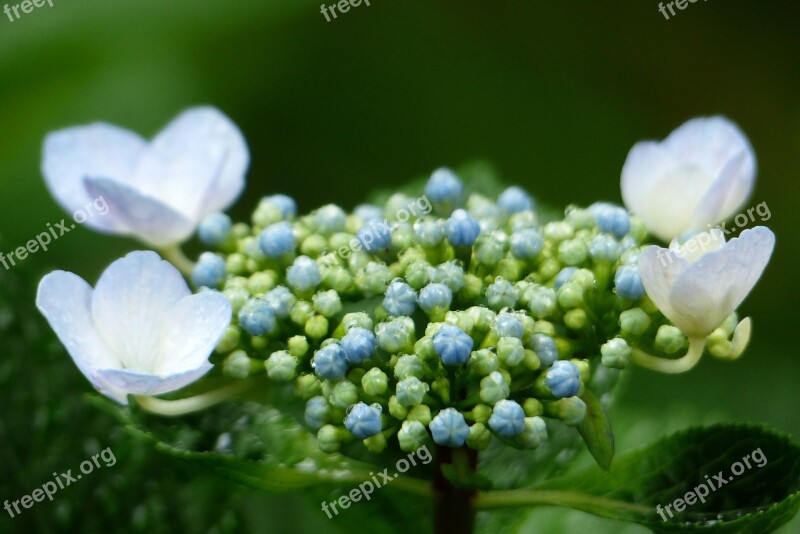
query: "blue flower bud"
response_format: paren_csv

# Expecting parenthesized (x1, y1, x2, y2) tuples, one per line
(259, 221, 295, 258)
(238, 298, 277, 336)
(488, 399, 525, 437)
(425, 168, 463, 205)
(530, 334, 558, 367)
(589, 202, 630, 239)
(433, 325, 473, 366)
(418, 283, 453, 316)
(545, 360, 581, 398)
(497, 186, 534, 214)
(344, 402, 383, 439)
(614, 265, 645, 300)
(287, 256, 321, 292)
(432, 260, 466, 292)
(304, 396, 329, 429)
(429, 407, 469, 447)
(313, 204, 347, 234)
(262, 285, 296, 319)
(553, 267, 576, 289)
(354, 203, 384, 222)
(265, 194, 297, 219)
(494, 312, 524, 339)
(396, 377, 429, 406)
(197, 212, 232, 246)
(341, 327, 376, 364)
(510, 228, 544, 259)
(192, 252, 226, 288)
(445, 209, 481, 247)
(312, 343, 348, 380)
(383, 279, 417, 316)
(589, 234, 620, 262)
(357, 219, 392, 252)
(413, 218, 446, 247)
(486, 279, 518, 310)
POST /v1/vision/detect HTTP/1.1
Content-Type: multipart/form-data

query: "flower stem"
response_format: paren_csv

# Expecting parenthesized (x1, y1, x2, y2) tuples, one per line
(159, 245, 196, 277)
(134, 379, 257, 417)
(433, 446, 477, 534)
(630, 336, 705, 374)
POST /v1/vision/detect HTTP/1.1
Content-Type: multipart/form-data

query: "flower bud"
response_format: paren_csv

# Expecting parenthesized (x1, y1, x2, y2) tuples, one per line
(344, 402, 383, 439)
(295, 374, 321, 399)
(405, 259, 434, 289)
(474, 233, 506, 265)
(330, 380, 359, 409)
(526, 286, 557, 318)
(396, 377, 429, 407)
(317, 424, 343, 453)
(619, 307, 650, 336)
(418, 283, 453, 320)
(433, 324, 473, 366)
(467, 348, 497, 377)
(543, 397, 587, 426)
(238, 298, 277, 336)
(394, 354, 425, 380)
(407, 405, 432, 426)
(432, 261, 466, 293)
(305, 396, 329, 429)
(512, 416, 548, 449)
(564, 309, 588, 330)
(529, 334, 558, 367)
(480, 371, 510, 404)
(446, 209, 481, 247)
(523, 398, 543, 417)
(497, 337, 525, 367)
(600, 338, 631, 369)
(342, 327, 376, 364)
(312, 290, 342, 318)
(192, 252, 227, 288)
(486, 278, 518, 310)
(589, 202, 630, 239)
(558, 239, 588, 266)
(510, 228, 544, 260)
(356, 262, 393, 296)
(488, 399, 525, 437)
(538, 360, 581, 398)
(383, 279, 417, 316)
(376, 317, 416, 354)
(614, 264, 646, 300)
(223, 350, 253, 379)
(389, 395, 408, 419)
(466, 423, 492, 450)
(266, 350, 298, 381)
(557, 282, 584, 309)
(290, 300, 314, 326)
(397, 420, 430, 452)
(460, 274, 484, 301)
(216, 326, 241, 353)
(655, 325, 687, 354)
(312, 343, 348, 380)
(288, 335, 309, 358)
(429, 408, 469, 447)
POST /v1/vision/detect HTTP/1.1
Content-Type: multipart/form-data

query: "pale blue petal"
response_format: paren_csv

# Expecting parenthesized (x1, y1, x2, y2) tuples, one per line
(96, 365, 213, 397)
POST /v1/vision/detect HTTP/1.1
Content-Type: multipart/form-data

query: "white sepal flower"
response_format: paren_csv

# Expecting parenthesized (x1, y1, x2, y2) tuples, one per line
(36, 251, 232, 404)
(42, 107, 249, 247)
(621, 116, 756, 241)
(638, 227, 774, 339)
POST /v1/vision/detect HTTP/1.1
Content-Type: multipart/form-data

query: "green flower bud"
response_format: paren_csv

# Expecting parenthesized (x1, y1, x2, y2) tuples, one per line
(466, 306, 497, 333)
(444, 310, 474, 335)
(468, 349, 498, 377)
(523, 398, 543, 417)
(397, 420, 429, 452)
(376, 316, 416, 354)
(329, 232, 354, 251)
(431, 377, 450, 404)
(391, 223, 415, 250)
(511, 416, 547, 449)
(216, 325, 242, 353)
(322, 267, 354, 294)
(355, 262, 393, 297)
(231, 222, 251, 241)
(628, 215, 648, 243)
(523, 349, 541, 371)
(394, 355, 426, 380)
(247, 271, 276, 295)
(558, 239, 588, 266)
(296, 374, 322, 399)
(497, 337, 525, 367)
(251, 336, 268, 350)
(363, 432, 388, 454)
(317, 424, 342, 453)
(526, 286, 557, 319)
(405, 259, 433, 290)
(396, 377, 429, 407)
(600, 338, 631, 369)
(543, 221, 574, 242)
(719, 313, 739, 336)
(655, 325, 687, 355)
(362, 368, 388, 396)
(305, 315, 330, 340)
(224, 350, 253, 379)
(330, 380, 359, 409)
(564, 206, 595, 230)
(226, 253, 248, 276)
(707, 328, 733, 359)
(312, 290, 342, 318)
(466, 423, 492, 450)
(543, 397, 587, 426)
(557, 282, 584, 309)
(619, 307, 651, 337)
(223, 287, 250, 313)
(290, 300, 315, 327)
(469, 404, 492, 424)
(407, 405, 432, 426)
(389, 395, 409, 419)
(252, 199, 284, 228)
(494, 258, 522, 281)
(572, 359, 590, 383)
(299, 234, 326, 257)
(474, 233, 506, 266)
(460, 273, 484, 301)
(342, 312, 373, 332)
(564, 309, 588, 330)
(532, 320, 556, 337)
(288, 335, 310, 358)
(480, 371, 509, 404)
(509, 210, 538, 229)
(266, 350, 298, 381)
(537, 258, 561, 282)
(414, 336, 437, 361)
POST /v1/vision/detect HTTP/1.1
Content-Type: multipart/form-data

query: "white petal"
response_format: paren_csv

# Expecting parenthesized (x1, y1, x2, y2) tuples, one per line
(669, 227, 775, 337)
(620, 141, 674, 218)
(131, 107, 249, 220)
(689, 152, 750, 230)
(91, 251, 190, 374)
(155, 291, 232, 376)
(663, 116, 756, 193)
(41, 123, 146, 234)
(36, 271, 127, 403)
(84, 177, 196, 246)
(96, 366, 213, 397)
(671, 229, 727, 264)
(638, 246, 692, 330)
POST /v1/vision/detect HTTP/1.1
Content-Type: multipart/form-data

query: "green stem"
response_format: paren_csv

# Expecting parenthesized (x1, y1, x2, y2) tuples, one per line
(159, 244, 196, 276)
(630, 336, 705, 374)
(473, 489, 651, 516)
(134, 379, 257, 416)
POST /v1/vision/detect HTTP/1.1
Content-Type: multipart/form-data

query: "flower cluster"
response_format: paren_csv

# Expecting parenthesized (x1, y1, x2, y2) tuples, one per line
(36, 109, 775, 460)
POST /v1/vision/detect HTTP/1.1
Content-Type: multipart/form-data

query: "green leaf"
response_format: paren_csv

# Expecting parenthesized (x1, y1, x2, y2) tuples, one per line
(577, 388, 615, 471)
(476, 424, 800, 533)
(440, 464, 493, 492)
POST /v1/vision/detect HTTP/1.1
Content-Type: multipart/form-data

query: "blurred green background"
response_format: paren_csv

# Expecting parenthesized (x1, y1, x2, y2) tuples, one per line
(1, 1, 798, 532)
